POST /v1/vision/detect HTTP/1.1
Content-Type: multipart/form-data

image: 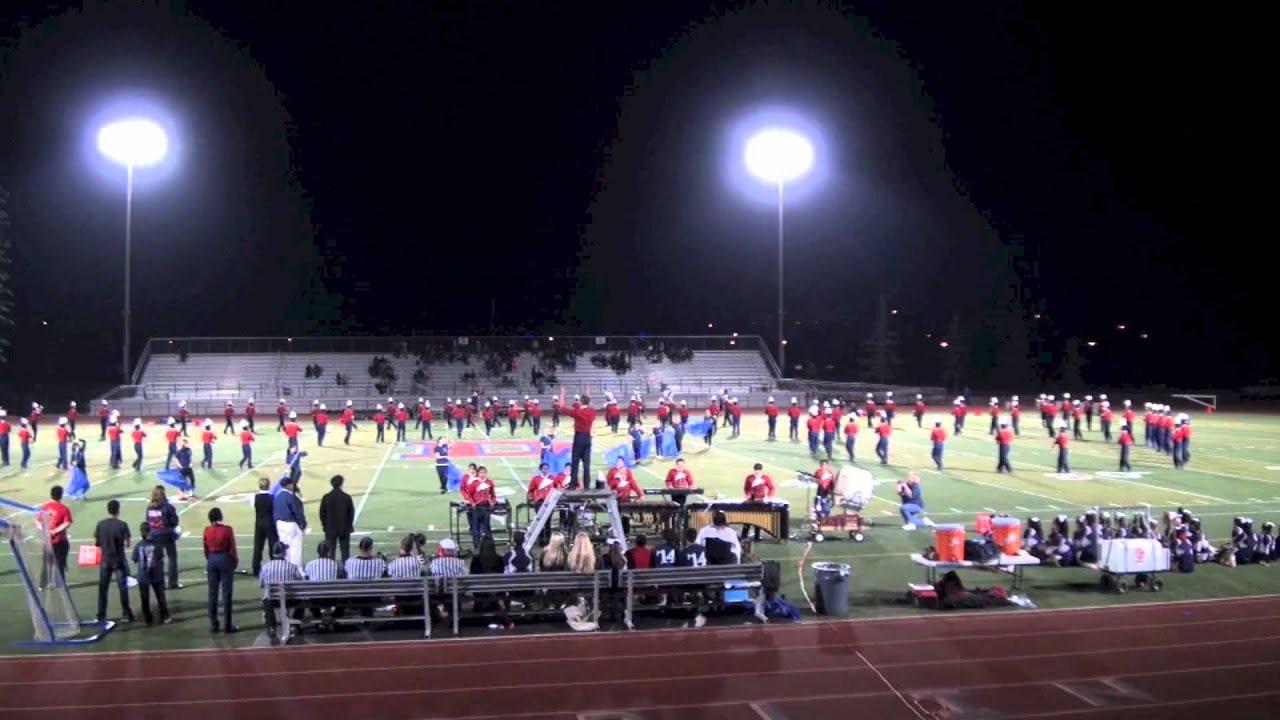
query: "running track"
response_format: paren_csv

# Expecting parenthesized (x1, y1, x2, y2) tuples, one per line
(0, 595, 1277, 719)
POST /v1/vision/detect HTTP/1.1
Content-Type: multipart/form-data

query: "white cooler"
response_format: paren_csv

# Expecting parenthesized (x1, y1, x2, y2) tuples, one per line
(1099, 539, 1170, 574)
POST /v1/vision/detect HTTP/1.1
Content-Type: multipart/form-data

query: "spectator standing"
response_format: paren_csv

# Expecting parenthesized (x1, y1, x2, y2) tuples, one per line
(143, 487, 182, 590)
(319, 475, 354, 564)
(273, 478, 307, 567)
(250, 477, 277, 576)
(202, 507, 239, 633)
(40, 485, 73, 588)
(93, 499, 135, 624)
(131, 523, 171, 625)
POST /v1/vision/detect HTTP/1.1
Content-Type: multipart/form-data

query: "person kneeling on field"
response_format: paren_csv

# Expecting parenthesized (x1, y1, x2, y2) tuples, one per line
(896, 473, 933, 531)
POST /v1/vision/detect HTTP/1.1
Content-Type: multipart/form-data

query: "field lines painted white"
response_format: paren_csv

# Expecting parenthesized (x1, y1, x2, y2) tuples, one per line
(1047, 505, 1060, 510)
(950, 507, 963, 513)
(353, 439, 398, 528)
(1015, 506, 1031, 511)
(983, 507, 997, 513)
(499, 456, 528, 491)
(178, 451, 285, 519)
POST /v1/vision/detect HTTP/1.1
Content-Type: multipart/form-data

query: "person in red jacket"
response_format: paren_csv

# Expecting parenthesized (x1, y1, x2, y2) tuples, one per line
(66, 402, 79, 435)
(821, 408, 836, 459)
(451, 402, 466, 438)
(419, 401, 434, 440)
(55, 417, 71, 470)
(200, 420, 217, 469)
(763, 397, 779, 440)
(864, 393, 876, 428)
(1053, 420, 1070, 473)
(466, 466, 496, 546)
(657, 400, 671, 430)
(394, 403, 409, 442)
(913, 394, 926, 428)
(99, 399, 111, 441)
(0, 409, 10, 467)
(315, 404, 330, 446)
(238, 420, 256, 469)
(1117, 422, 1133, 471)
(996, 420, 1014, 473)
(130, 419, 146, 471)
(18, 419, 33, 469)
(665, 457, 694, 490)
(244, 400, 257, 434)
(743, 463, 775, 541)
(30, 402, 42, 442)
(223, 401, 235, 435)
(529, 399, 542, 435)
(341, 400, 358, 445)
(607, 458, 641, 501)
(1010, 397, 1022, 436)
(276, 399, 288, 432)
(788, 398, 801, 442)
(988, 397, 1001, 435)
(562, 393, 597, 489)
(481, 402, 496, 438)
(372, 405, 386, 443)
(811, 459, 836, 519)
(874, 413, 893, 465)
(930, 418, 947, 471)
(163, 419, 181, 470)
(843, 415, 859, 461)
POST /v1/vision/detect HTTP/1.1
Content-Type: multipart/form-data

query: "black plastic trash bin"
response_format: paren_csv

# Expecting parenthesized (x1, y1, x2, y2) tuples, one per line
(812, 561, 851, 615)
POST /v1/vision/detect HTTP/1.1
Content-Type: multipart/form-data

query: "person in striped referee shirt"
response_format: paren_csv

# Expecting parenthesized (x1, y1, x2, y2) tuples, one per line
(304, 541, 342, 581)
(344, 536, 387, 580)
(387, 534, 426, 579)
(428, 537, 468, 577)
(258, 541, 303, 639)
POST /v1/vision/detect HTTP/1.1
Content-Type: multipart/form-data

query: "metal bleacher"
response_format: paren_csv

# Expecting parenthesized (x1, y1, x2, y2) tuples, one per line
(104, 335, 945, 417)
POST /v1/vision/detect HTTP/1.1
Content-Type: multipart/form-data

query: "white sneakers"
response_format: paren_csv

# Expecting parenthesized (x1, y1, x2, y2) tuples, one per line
(922, 517, 936, 527)
(903, 523, 918, 531)
(904, 517, 936, 531)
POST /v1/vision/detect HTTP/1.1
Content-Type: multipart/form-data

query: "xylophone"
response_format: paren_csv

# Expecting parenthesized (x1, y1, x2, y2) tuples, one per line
(686, 502, 790, 541)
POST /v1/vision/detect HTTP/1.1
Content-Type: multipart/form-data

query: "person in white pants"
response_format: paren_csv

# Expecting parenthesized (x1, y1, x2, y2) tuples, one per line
(272, 478, 307, 567)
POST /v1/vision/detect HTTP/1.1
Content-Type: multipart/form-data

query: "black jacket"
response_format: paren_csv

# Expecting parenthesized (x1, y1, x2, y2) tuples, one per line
(253, 492, 275, 527)
(319, 488, 354, 535)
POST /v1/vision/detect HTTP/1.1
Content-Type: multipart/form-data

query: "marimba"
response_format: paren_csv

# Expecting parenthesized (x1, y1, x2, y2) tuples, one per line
(448, 499, 512, 548)
(686, 502, 790, 541)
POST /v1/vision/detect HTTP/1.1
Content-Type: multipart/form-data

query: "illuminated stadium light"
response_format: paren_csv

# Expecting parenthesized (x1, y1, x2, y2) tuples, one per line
(95, 115, 171, 384)
(97, 119, 168, 168)
(939, 341, 949, 348)
(744, 129, 814, 185)
(1117, 324, 1127, 330)
(891, 309, 898, 315)
(1140, 333, 1149, 339)
(1087, 341, 1098, 347)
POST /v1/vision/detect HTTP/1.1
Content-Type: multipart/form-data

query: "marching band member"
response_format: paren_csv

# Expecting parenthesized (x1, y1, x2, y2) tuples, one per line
(508, 400, 520, 436)
(988, 397, 1000, 435)
(451, 401, 466, 438)
(17, 418, 32, 468)
(466, 466, 496, 547)
(0, 409, 9, 466)
(864, 393, 876, 427)
(1084, 395, 1095, 431)
(55, 417, 71, 470)
(996, 419, 1014, 473)
(106, 417, 122, 469)
(605, 397, 620, 434)
(831, 399, 843, 427)
(811, 459, 836, 520)
(30, 402, 42, 442)
(665, 457, 694, 491)
(163, 418, 181, 470)
(913, 394, 925, 428)
(311, 399, 321, 433)
(445, 398, 456, 431)
(238, 420, 255, 469)
(821, 407, 836, 459)
(530, 399, 542, 435)
(434, 437, 451, 493)
(176, 438, 197, 499)
(245, 399, 257, 433)
(742, 463, 776, 541)
(481, 401, 495, 437)
(729, 397, 742, 437)
(805, 406, 821, 456)
(315, 403, 330, 446)
(952, 397, 966, 435)
(1100, 401, 1114, 442)
(1053, 419, 1070, 473)
(930, 417, 947, 471)
(1179, 415, 1192, 465)
(395, 402, 409, 442)
(284, 411, 303, 449)
(1010, 396, 1022, 435)
(276, 399, 288, 432)
(844, 412, 859, 461)
(67, 401, 79, 434)
(1117, 422, 1133, 471)
(99, 400, 111, 440)
(562, 394, 597, 490)
(342, 400, 357, 445)
(657, 398, 671, 430)
(130, 418, 146, 471)
(1072, 400, 1084, 440)
(874, 412, 892, 465)
(884, 392, 896, 424)
(607, 457, 641, 534)
(201, 419, 216, 469)
(223, 401, 235, 435)
(1122, 401, 1136, 442)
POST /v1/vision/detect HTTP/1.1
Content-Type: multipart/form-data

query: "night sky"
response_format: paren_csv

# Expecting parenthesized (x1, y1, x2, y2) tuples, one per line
(0, 1, 1268, 390)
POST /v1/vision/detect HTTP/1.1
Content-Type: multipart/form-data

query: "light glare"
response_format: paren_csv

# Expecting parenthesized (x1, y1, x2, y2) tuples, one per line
(97, 119, 168, 168)
(744, 129, 814, 184)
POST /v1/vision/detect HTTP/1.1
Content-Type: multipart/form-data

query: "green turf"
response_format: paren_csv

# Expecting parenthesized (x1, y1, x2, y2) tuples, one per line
(1, 410, 1278, 652)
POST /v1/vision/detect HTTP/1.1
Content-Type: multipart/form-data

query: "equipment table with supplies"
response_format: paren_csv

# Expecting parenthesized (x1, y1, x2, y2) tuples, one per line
(448, 499, 512, 549)
(909, 551, 1040, 592)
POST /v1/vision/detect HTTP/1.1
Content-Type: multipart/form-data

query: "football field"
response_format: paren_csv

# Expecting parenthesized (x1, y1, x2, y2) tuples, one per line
(1, 408, 1279, 652)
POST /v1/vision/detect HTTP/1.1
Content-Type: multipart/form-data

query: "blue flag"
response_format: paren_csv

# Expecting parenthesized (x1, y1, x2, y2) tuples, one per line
(685, 419, 713, 438)
(447, 463, 463, 492)
(659, 429, 677, 458)
(156, 469, 192, 493)
(604, 443, 637, 469)
(638, 436, 655, 460)
(67, 467, 92, 499)
(547, 447, 571, 475)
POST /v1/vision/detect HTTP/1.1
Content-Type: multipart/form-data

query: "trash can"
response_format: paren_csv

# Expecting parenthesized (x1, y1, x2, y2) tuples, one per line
(812, 561, 851, 615)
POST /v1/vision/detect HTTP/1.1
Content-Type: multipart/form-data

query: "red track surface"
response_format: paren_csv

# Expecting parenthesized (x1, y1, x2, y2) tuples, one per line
(1, 595, 1277, 719)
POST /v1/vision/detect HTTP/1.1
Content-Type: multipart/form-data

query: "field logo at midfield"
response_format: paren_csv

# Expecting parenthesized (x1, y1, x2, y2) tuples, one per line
(1043, 472, 1093, 481)
(1095, 471, 1151, 480)
(396, 439, 570, 460)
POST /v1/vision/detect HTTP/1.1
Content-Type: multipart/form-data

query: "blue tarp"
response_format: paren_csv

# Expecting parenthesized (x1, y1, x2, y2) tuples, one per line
(685, 419, 714, 438)
(156, 469, 191, 493)
(67, 467, 92, 499)
(447, 462, 464, 492)
(658, 429, 677, 457)
(546, 447, 570, 475)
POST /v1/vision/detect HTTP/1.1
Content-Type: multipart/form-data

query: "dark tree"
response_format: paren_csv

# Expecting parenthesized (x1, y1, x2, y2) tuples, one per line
(858, 296, 900, 384)
(0, 187, 12, 364)
(1058, 337, 1088, 388)
(941, 313, 968, 392)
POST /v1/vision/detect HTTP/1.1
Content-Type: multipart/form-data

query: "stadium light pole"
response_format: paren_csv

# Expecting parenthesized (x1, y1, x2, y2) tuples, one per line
(744, 128, 814, 375)
(97, 119, 169, 384)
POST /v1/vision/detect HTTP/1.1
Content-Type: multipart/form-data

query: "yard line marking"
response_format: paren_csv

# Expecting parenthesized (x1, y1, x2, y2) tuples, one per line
(1015, 506, 1031, 511)
(1048, 505, 1060, 510)
(950, 507, 964, 513)
(353, 440, 398, 528)
(984, 507, 997, 512)
(499, 456, 528, 491)
(1249, 498, 1265, 503)
(880, 510, 893, 516)
(178, 451, 284, 518)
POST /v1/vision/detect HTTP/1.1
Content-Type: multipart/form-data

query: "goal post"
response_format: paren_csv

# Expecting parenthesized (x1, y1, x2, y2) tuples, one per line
(0, 496, 113, 646)
(1171, 394, 1217, 411)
